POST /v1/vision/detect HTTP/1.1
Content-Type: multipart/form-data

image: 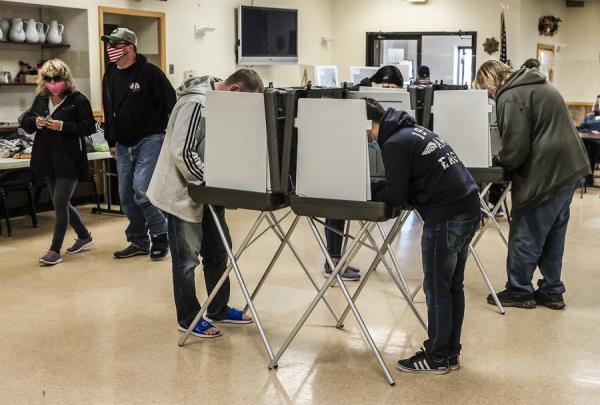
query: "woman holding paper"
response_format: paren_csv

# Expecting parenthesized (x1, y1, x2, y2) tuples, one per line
(20, 59, 95, 265)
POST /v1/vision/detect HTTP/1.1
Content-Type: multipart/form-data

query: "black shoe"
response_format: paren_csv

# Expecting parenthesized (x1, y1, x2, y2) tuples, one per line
(114, 243, 150, 259)
(324, 261, 361, 281)
(487, 289, 536, 309)
(534, 289, 566, 310)
(448, 355, 460, 371)
(150, 233, 169, 261)
(396, 349, 449, 374)
(325, 260, 361, 274)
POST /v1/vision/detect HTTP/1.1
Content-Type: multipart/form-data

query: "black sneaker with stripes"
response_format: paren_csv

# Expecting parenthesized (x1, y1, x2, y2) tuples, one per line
(396, 349, 450, 374)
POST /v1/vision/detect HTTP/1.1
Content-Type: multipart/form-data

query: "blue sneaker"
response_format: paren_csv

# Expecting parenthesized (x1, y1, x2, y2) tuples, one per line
(177, 319, 221, 338)
(207, 307, 253, 324)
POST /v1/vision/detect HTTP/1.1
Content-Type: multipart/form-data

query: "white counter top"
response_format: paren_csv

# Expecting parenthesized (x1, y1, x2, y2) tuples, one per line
(0, 151, 112, 170)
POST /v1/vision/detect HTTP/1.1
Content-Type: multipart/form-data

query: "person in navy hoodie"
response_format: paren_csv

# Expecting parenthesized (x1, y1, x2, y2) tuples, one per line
(365, 98, 481, 374)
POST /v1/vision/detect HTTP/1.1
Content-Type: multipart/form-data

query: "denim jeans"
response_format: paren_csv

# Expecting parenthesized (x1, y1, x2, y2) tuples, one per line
(421, 215, 480, 362)
(116, 134, 167, 249)
(507, 182, 578, 295)
(167, 207, 231, 327)
(325, 219, 346, 257)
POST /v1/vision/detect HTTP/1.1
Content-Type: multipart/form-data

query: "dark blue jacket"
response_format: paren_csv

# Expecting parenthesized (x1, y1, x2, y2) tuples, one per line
(372, 109, 479, 223)
(578, 112, 600, 133)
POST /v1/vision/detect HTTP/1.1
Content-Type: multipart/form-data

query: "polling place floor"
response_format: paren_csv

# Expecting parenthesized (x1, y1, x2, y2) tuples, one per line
(0, 190, 599, 404)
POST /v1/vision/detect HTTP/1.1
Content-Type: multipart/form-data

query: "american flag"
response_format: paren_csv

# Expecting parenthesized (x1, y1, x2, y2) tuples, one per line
(107, 45, 125, 61)
(500, 10, 507, 63)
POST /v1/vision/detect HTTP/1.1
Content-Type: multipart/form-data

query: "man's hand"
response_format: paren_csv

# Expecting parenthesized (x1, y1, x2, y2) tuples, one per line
(35, 117, 48, 129)
(46, 119, 63, 131)
(110, 147, 117, 159)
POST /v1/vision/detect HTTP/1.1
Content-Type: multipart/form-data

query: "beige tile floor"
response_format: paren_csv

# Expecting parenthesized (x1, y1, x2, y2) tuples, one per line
(1, 190, 599, 404)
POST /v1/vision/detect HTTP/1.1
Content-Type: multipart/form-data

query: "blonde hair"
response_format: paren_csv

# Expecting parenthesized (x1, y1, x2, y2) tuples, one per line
(474, 60, 512, 96)
(36, 59, 76, 96)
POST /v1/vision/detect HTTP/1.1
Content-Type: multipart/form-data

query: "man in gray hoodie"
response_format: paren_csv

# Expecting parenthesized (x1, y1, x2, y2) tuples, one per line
(148, 69, 264, 337)
(475, 61, 590, 310)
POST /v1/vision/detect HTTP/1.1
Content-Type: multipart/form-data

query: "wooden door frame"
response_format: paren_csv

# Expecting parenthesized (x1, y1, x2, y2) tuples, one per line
(98, 6, 166, 88)
(536, 43, 555, 82)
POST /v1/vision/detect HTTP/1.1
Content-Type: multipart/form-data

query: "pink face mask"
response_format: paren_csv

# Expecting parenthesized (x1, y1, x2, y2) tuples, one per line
(45, 80, 66, 96)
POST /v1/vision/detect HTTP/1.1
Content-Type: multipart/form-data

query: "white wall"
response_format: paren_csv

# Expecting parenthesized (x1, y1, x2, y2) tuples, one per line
(331, 0, 600, 103)
(0, 0, 597, 115)
(331, 0, 524, 83)
(518, 0, 600, 102)
(2, 0, 335, 112)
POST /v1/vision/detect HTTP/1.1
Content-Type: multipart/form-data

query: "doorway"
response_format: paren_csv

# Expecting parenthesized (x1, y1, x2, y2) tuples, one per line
(97, 6, 166, 83)
(366, 31, 477, 86)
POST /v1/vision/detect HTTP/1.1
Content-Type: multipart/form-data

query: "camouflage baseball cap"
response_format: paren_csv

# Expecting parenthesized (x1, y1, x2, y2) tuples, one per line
(101, 27, 138, 47)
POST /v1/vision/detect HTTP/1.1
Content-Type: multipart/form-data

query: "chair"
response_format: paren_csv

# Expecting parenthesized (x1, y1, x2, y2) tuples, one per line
(0, 170, 38, 234)
(0, 187, 11, 236)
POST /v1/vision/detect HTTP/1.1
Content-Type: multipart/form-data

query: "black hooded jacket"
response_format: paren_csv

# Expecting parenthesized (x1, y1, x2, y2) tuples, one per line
(102, 54, 176, 147)
(372, 109, 480, 224)
(20, 90, 95, 179)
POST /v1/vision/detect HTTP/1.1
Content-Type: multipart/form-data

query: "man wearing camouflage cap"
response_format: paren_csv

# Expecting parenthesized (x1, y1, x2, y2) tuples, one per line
(101, 28, 176, 260)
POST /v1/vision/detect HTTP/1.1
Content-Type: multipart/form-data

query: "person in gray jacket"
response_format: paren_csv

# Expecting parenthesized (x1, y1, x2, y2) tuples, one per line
(475, 60, 590, 310)
(147, 69, 264, 337)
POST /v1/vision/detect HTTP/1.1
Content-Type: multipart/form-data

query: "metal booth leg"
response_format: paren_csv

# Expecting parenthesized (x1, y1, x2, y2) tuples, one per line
(306, 218, 396, 385)
(335, 216, 427, 331)
(178, 210, 267, 347)
(207, 205, 275, 361)
(268, 221, 370, 370)
(469, 245, 505, 315)
(242, 213, 340, 322)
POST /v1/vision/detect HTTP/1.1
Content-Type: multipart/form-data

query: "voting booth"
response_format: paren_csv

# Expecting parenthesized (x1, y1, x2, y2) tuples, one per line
(266, 94, 426, 386)
(181, 89, 344, 360)
(427, 88, 510, 313)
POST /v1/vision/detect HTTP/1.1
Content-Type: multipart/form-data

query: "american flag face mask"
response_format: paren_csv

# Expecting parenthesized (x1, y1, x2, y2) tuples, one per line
(107, 43, 127, 63)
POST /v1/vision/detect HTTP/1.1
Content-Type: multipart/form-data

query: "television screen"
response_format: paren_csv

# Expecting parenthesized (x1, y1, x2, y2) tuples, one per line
(238, 6, 298, 65)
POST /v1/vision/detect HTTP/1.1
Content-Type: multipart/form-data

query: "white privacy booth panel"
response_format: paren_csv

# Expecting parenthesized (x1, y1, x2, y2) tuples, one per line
(295, 98, 371, 201)
(350, 66, 379, 85)
(432, 90, 492, 168)
(204, 91, 269, 192)
(357, 89, 414, 117)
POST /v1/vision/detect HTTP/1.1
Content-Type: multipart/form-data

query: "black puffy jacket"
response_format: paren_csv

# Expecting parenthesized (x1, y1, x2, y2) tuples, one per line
(20, 91, 95, 179)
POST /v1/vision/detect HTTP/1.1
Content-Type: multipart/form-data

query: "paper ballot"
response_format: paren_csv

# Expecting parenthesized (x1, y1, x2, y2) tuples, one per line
(204, 91, 269, 192)
(432, 90, 493, 168)
(295, 98, 372, 201)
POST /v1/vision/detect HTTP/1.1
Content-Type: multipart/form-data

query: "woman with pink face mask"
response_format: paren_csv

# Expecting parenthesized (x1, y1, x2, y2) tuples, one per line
(20, 59, 96, 266)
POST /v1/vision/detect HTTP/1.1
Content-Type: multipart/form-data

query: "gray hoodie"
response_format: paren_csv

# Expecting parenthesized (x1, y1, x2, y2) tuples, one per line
(496, 68, 590, 215)
(147, 76, 220, 222)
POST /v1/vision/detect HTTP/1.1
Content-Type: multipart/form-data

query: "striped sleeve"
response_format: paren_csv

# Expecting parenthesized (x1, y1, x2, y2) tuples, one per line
(170, 101, 206, 183)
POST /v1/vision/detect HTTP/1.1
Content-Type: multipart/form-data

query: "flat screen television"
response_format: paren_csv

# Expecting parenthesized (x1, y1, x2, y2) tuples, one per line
(237, 5, 298, 65)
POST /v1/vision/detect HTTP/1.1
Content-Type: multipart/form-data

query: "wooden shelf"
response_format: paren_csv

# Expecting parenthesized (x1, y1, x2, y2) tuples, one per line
(0, 83, 36, 87)
(0, 41, 70, 50)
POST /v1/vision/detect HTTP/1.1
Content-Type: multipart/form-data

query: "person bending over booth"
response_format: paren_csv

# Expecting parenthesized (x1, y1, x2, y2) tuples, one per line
(147, 69, 264, 338)
(578, 95, 600, 185)
(474, 61, 590, 310)
(326, 65, 405, 282)
(365, 98, 480, 374)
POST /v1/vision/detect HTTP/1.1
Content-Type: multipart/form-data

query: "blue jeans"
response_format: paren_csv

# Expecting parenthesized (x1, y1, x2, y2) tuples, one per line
(421, 216, 480, 362)
(167, 208, 231, 327)
(116, 134, 167, 249)
(507, 182, 577, 295)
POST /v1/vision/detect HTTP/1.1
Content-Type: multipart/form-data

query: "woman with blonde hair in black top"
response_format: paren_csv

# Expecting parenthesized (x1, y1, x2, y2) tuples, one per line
(20, 59, 95, 265)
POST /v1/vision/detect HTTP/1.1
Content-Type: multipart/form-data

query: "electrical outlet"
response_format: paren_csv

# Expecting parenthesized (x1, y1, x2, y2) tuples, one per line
(169, 64, 174, 74)
(19, 98, 27, 111)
